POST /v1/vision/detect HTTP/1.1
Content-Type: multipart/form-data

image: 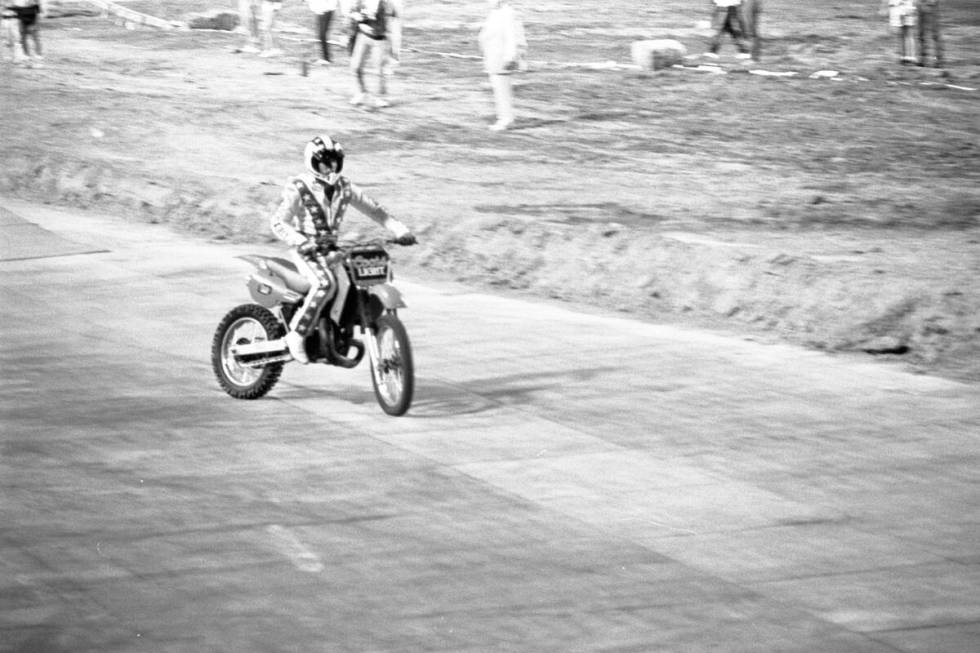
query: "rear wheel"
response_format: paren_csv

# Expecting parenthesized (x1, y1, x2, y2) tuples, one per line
(369, 313, 414, 416)
(212, 304, 286, 399)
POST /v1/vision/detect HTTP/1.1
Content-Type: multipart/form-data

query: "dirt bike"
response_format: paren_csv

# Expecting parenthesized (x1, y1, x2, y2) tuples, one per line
(211, 237, 415, 416)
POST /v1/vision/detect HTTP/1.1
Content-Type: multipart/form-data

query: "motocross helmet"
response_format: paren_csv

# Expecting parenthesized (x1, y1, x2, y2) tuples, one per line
(304, 135, 345, 184)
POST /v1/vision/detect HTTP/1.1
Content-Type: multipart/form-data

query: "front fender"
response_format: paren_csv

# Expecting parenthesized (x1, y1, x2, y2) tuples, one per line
(368, 283, 407, 310)
(363, 284, 407, 324)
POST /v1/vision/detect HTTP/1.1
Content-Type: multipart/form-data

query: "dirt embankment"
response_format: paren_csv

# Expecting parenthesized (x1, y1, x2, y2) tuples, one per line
(2, 1, 979, 381)
(6, 150, 978, 382)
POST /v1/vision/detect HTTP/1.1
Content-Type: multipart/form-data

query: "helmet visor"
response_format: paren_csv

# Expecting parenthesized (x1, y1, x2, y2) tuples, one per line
(317, 155, 341, 174)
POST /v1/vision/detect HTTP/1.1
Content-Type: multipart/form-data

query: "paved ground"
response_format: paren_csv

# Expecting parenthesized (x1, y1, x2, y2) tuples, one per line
(1, 198, 978, 652)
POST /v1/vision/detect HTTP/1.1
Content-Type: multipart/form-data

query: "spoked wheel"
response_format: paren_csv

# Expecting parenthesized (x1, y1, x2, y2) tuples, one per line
(369, 313, 414, 416)
(211, 304, 286, 399)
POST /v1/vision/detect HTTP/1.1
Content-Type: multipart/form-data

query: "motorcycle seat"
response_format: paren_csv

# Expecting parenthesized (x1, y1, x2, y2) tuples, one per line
(265, 257, 312, 295)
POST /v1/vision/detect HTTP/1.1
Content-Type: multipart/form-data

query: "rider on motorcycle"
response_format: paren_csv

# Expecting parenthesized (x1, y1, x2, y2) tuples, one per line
(270, 134, 416, 364)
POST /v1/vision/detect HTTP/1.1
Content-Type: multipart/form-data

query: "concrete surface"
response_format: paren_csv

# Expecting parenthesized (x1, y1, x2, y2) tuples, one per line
(1, 198, 978, 652)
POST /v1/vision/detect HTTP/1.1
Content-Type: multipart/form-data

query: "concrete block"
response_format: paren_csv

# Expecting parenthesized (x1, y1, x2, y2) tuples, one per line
(631, 39, 687, 71)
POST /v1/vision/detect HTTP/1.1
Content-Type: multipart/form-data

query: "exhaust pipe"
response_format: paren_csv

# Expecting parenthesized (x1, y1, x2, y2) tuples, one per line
(239, 353, 293, 368)
(231, 338, 292, 367)
(230, 339, 289, 357)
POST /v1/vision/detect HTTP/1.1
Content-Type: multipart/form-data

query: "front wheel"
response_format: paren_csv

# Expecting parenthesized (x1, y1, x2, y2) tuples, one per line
(212, 304, 286, 399)
(369, 313, 414, 416)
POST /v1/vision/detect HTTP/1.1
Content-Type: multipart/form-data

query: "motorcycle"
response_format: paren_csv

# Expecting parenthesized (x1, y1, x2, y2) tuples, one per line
(211, 237, 415, 416)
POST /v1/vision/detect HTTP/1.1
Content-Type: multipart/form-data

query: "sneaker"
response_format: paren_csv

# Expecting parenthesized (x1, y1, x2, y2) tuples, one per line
(489, 119, 514, 132)
(350, 92, 367, 106)
(240, 44, 260, 54)
(315, 58, 332, 66)
(285, 331, 309, 364)
(374, 96, 390, 108)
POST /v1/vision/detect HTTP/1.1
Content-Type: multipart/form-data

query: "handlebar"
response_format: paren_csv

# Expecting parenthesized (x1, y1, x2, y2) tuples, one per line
(332, 237, 416, 250)
(302, 236, 415, 257)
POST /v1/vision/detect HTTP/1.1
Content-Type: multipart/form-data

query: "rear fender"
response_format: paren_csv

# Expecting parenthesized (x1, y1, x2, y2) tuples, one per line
(246, 269, 304, 308)
(238, 254, 304, 308)
(239, 254, 271, 270)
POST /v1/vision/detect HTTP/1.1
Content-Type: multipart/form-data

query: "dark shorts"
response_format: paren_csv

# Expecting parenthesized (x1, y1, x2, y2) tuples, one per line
(14, 5, 40, 27)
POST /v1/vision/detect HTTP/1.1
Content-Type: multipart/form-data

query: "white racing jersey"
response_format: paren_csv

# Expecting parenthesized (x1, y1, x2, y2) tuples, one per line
(270, 173, 410, 247)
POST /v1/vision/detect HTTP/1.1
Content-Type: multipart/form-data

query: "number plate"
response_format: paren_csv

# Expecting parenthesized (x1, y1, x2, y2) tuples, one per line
(350, 251, 390, 283)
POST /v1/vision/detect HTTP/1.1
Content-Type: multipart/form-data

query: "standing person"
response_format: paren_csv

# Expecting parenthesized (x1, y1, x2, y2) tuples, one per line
(12, 0, 42, 65)
(916, 0, 943, 68)
(742, 0, 762, 62)
(381, 0, 402, 84)
(259, 0, 283, 57)
(269, 135, 417, 364)
(478, 0, 526, 132)
(882, 0, 917, 65)
(2, 1, 24, 63)
(236, 0, 261, 53)
(348, 0, 397, 107)
(309, 0, 337, 65)
(706, 0, 750, 58)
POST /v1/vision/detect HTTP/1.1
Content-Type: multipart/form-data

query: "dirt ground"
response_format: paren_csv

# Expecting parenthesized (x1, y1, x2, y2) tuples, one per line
(2, 0, 979, 381)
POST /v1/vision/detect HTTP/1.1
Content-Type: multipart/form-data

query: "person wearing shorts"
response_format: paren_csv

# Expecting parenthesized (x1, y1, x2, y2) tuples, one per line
(12, 0, 42, 64)
(883, 0, 918, 64)
(707, 0, 750, 58)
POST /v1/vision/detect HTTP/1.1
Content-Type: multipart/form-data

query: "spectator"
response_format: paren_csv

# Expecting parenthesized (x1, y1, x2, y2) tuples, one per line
(259, 0, 283, 57)
(309, 0, 337, 65)
(12, 0, 42, 65)
(2, 2, 24, 63)
(882, 0, 917, 65)
(478, 0, 526, 132)
(348, 0, 397, 108)
(706, 0, 750, 58)
(236, 0, 261, 53)
(382, 0, 402, 81)
(743, 0, 762, 62)
(916, 0, 943, 68)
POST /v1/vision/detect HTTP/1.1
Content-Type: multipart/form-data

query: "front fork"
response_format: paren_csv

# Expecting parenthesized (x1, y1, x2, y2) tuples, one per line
(356, 290, 381, 378)
(363, 323, 382, 379)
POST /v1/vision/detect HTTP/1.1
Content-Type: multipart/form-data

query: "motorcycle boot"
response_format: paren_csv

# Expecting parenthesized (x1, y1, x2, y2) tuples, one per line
(285, 330, 310, 364)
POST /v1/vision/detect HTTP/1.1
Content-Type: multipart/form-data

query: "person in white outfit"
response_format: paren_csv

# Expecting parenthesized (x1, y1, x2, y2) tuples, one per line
(269, 135, 417, 363)
(236, 0, 261, 53)
(259, 0, 283, 57)
(348, 0, 398, 107)
(881, 0, 918, 64)
(478, 0, 526, 132)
